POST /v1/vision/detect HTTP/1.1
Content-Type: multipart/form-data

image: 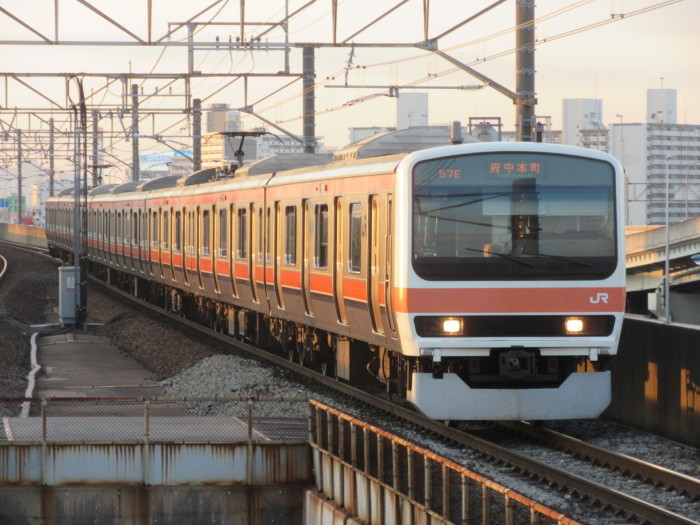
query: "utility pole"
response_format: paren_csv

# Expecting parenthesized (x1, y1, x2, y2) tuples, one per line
(515, 0, 536, 142)
(302, 47, 316, 154)
(92, 110, 99, 187)
(131, 83, 139, 181)
(16, 129, 22, 223)
(49, 118, 55, 197)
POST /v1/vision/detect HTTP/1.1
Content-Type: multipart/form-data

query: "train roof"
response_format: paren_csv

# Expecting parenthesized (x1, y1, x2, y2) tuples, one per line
(333, 126, 478, 162)
(234, 153, 332, 177)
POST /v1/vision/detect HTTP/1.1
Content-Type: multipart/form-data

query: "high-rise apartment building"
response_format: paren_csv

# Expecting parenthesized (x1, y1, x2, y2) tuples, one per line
(563, 90, 700, 226)
(608, 90, 700, 225)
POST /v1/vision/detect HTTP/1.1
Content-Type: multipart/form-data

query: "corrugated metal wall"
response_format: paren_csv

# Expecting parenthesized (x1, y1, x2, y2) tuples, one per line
(607, 316, 700, 447)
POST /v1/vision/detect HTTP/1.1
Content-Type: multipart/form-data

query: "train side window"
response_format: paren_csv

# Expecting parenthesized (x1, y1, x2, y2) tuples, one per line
(314, 203, 328, 269)
(285, 205, 297, 265)
(202, 209, 210, 255)
(126, 212, 130, 245)
(218, 208, 227, 257)
(140, 211, 147, 249)
(237, 207, 247, 259)
(117, 212, 122, 244)
(132, 211, 138, 246)
(174, 211, 181, 251)
(152, 211, 159, 248)
(265, 207, 271, 264)
(257, 207, 263, 263)
(162, 210, 169, 250)
(349, 202, 362, 273)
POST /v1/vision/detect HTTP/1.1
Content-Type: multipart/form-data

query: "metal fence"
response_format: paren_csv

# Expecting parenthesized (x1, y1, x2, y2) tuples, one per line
(308, 400, 582, 525)
(1, 396, 309, 443)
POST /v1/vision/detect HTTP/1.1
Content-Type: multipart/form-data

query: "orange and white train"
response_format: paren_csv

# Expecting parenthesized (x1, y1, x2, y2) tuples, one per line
(46, 140, 625, 420)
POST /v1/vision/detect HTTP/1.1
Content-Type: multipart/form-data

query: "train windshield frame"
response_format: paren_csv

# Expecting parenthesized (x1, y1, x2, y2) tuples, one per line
(411, 151, 618, 281)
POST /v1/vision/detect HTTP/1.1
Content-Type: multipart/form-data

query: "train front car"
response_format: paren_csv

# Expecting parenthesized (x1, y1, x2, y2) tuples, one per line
(394, 142, 625, 421)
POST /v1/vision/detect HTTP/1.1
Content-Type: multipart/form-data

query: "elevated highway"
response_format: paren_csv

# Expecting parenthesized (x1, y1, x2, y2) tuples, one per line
(626, 218, 700, 323)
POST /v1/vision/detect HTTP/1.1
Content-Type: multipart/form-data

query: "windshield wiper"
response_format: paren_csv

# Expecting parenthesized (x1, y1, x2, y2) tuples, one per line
(536, 252, 593, 267)
(464, 247, 535, 268)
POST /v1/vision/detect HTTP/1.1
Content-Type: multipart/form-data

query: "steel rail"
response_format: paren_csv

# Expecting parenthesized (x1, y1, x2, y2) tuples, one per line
(501, 420, 700, 500)
(0, 254, 7, 281)
(84, 271, 699, 525)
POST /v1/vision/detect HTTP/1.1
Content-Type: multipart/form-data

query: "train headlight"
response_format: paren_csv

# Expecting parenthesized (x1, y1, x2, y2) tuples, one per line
(565, 317, 584, 334)
(442, 318, 463, 335)
(414, 317, 464, 337)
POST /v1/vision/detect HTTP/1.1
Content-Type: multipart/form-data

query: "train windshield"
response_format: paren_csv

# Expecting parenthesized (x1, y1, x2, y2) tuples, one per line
(412, 152, 617, 280)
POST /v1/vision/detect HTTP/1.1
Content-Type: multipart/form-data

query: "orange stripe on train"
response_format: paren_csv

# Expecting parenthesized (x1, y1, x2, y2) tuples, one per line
(392, 287, 626, 314)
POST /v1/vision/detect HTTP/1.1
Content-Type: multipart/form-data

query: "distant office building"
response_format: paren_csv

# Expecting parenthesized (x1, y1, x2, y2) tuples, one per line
(468, 117, 502, 142)
(349, 126, 396, 145)
(206, 103, 242, 133)
(397, 93, 428, 129)
(562, 99, 607, 148)
(501, 118, 560, 144)
(201, 127, 306, 170)
(647, 88, 677, 124)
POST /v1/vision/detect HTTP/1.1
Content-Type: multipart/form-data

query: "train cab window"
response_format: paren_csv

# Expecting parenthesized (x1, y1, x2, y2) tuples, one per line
(314, 204, 329, 269)
(174, 211, 182, 251)
(202, 210, 210, 255)
(349, 202, 362, 273)
(237, 208, 247, 259)
(218, 209, 227, 256)
(162, 211, 169, 249)
(284, 205, 297, 265)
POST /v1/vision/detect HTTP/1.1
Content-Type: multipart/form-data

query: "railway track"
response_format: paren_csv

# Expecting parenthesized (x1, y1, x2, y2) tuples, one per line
(88, 269, 700, 525)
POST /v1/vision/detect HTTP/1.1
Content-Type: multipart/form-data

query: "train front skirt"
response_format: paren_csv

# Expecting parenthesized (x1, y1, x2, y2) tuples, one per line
(407, 371, 611, 420)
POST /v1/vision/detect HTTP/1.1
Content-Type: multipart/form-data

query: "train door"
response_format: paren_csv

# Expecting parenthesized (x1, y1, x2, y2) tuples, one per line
(180, 210, 189, 285)
(197, 206, 204, 290)
(274, 201, 284, 309)
(130, 210, 138, 271)
(333, 197, 348, 324)
(212, 206, 221, 294)
(250, 204, 260, 304)
(163, 209, 172, 280)
(148, 210, 156, 277)
(264, 205, 273, 310)
(384, 195, 397, 337)
(143, 210, 149, 275)
(172, 209, 180, 283)
(189, 209, 196, 287)
(125, 211, 132, 269)
(229, 204, 237, 297)
(368, 195, 384, 335)
(301, 199, 312, 316)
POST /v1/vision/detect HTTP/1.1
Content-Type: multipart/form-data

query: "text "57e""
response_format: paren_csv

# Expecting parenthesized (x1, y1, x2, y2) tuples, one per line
(438, 169, 462, 179)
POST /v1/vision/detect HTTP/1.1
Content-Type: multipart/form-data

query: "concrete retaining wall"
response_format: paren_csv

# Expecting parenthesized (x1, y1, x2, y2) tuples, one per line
(0, 485, 305, 524)
(0, 224, 47, 248)
(607, 316, 700, 447)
